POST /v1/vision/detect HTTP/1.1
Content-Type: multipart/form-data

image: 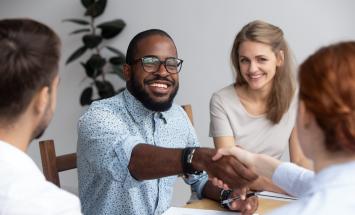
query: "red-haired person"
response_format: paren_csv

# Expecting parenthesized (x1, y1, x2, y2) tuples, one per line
(214, 41, 355, 214)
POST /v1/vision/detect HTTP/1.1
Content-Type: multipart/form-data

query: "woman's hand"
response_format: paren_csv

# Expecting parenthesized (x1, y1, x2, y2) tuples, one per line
(212, 146, 256, 167)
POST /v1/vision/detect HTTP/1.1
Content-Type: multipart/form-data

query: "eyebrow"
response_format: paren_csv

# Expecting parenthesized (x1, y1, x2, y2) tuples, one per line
(239, 55, 268, 58)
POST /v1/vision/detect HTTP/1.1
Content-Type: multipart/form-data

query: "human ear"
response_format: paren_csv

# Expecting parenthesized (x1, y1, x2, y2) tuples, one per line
(123, 64, 132, 81)
(276, 50, 284, 67)
(299, 101, 314, 129)
(33, 86, 50, 116)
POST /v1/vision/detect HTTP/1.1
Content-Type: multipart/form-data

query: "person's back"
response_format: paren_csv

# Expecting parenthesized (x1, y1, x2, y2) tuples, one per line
(270, 41, 355, 215)
(271, 161, 355, 215)
(0, 18, 82, 214)
(0, 141, 81, 214)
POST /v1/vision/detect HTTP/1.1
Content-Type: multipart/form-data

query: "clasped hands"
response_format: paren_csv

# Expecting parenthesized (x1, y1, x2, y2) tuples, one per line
(204, 147, 259, 215)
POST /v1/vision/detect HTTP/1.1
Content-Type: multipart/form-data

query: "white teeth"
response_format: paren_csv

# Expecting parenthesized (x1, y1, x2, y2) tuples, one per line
(150, 83, 168, 88)
(249, 74, 263, 79)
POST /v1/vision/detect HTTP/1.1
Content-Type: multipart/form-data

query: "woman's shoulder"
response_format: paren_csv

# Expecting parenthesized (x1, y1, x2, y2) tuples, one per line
(210, 84, 241, 109)
(212, 84, 236, 98)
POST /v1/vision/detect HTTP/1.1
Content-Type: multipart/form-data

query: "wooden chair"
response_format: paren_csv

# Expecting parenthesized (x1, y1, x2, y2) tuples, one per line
(39, 104, 194, 187)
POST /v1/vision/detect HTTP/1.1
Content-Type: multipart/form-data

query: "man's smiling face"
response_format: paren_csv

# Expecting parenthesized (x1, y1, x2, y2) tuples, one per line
(126, 35, 179, 112)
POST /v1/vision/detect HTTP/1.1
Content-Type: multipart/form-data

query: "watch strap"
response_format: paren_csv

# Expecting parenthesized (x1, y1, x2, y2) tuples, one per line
(181, 147, 202, 175)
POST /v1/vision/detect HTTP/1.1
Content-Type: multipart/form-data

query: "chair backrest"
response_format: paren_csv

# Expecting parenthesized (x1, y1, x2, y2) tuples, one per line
(181, 104, 194, 125)
(39, 140, 76, 187)
(39, 104, 194, 187)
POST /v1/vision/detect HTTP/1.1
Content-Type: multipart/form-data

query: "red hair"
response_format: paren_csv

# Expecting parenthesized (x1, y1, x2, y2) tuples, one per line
(299, 41, 355, 152)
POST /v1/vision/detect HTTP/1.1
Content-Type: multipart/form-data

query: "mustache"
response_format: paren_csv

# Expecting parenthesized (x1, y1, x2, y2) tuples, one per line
(144, 75, 175, 85)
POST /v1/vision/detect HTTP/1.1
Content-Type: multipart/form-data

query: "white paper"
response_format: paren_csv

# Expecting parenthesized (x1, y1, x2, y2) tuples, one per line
(163, 207, 260, 215)
(257, 191, 297, 201)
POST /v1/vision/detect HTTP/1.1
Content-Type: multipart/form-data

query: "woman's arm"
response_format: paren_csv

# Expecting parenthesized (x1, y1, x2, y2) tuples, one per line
(213, 147, 281, 179)
(213, 147, 315, 197)
(214, 137, 286, 193)
(289, 128, 313, 169)
(213, 136, 235, 149)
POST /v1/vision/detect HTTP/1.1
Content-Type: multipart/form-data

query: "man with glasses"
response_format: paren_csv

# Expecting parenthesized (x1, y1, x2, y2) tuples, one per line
(77, 29, 258, 215)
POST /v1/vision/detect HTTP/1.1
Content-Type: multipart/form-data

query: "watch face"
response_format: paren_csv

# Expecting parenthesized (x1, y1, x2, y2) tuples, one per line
(187, 148, 196, 164)
(183, 147, 202, 175)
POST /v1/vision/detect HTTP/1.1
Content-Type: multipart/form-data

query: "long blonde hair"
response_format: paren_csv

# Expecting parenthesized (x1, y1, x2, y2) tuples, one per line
(231, 20, 295, 124)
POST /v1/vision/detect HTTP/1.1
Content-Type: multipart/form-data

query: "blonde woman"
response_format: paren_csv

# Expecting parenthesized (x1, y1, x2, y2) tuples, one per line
(210, 20, 311, 192)
(214, 41, 355, 215)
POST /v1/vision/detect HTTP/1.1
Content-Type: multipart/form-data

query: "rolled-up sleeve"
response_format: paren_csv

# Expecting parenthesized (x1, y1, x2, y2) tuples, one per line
(77, 107, 145, 188)
(272, 162, 314, 198)
(184, 172, 209, 199)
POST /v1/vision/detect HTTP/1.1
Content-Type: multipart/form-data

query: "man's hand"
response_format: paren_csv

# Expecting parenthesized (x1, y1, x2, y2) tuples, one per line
(192, 148, 258, 189)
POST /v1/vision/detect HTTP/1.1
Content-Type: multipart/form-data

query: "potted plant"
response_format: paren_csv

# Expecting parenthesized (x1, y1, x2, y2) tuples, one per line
(64, 0, 126, 105)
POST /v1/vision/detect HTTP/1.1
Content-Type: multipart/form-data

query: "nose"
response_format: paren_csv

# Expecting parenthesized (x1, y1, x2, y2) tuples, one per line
(249, 61, 258, 73)
(155, 63, 170, 76)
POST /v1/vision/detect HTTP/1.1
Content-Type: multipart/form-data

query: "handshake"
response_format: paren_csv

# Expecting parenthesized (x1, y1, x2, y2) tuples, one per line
(192, 147, 282, 215)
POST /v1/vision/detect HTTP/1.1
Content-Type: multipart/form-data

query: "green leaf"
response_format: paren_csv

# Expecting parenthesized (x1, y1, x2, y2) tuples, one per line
(82, 34, 103, 49)
(80, 62, 97, 78)
(106, 46, 125, 56)
(81, 0, 95, 8)
(109, 56, 125, 65)
(66, 46, 87, 64)
(110, 65, 124, 80)
(86, 54, 106, 70)
(63, 18, 90, 25)
(97, 19, 125, 39)
(70, 28, 91, 35)
(95, 80, 116, 99)
(81, 61, 102, 78)
(85, 0, 107, 18)
(80, 87, 93, 106)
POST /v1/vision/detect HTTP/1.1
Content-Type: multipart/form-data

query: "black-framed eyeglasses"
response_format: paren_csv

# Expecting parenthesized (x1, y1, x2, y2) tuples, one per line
(132, 55, 183, 74)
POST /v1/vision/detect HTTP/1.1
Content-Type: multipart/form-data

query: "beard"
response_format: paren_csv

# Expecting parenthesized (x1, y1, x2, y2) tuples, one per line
(128, 73, 179, 112)
(33, 128, 46, 139)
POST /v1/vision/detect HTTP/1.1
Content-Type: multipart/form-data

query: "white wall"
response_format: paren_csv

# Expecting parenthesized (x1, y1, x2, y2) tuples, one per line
(1, 0, 355, 207)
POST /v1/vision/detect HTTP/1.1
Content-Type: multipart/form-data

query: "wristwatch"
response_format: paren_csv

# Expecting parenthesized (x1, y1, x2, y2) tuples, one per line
(181, 147, 203, 175)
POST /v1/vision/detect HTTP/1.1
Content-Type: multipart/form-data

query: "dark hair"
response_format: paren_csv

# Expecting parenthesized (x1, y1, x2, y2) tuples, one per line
(231, 20, 295, 124)
(0, 18, 61, 122)
(126, 29, 175, 65)
(299, 41, 355, 152)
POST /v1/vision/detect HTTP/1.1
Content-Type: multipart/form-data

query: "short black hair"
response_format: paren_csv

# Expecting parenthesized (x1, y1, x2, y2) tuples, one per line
(0, 18, 60, 122)
(126, 29, 175, 65)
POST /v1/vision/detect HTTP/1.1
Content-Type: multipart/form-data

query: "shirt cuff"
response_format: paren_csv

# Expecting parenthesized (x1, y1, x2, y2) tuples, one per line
(184, 171, 208, 199)
(114, 135, 145, 189)
(272, 162, 314, 198)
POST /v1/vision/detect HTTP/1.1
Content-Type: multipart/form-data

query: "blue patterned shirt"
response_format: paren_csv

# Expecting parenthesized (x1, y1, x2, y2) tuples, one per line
(77, 89, 208, 215)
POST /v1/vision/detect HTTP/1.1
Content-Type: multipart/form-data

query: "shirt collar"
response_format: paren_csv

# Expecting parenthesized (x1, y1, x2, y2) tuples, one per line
(123, 89, 171, 124)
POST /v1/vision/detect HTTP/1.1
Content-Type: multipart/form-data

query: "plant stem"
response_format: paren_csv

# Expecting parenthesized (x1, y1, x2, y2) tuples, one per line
(90, 15, 106, 82)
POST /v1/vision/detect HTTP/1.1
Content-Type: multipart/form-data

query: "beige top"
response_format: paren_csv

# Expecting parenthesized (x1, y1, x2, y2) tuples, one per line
(209, 84, 297, 159)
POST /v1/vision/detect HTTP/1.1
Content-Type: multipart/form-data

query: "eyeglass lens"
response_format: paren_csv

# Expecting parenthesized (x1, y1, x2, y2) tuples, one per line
(141, 56, 182, 73)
